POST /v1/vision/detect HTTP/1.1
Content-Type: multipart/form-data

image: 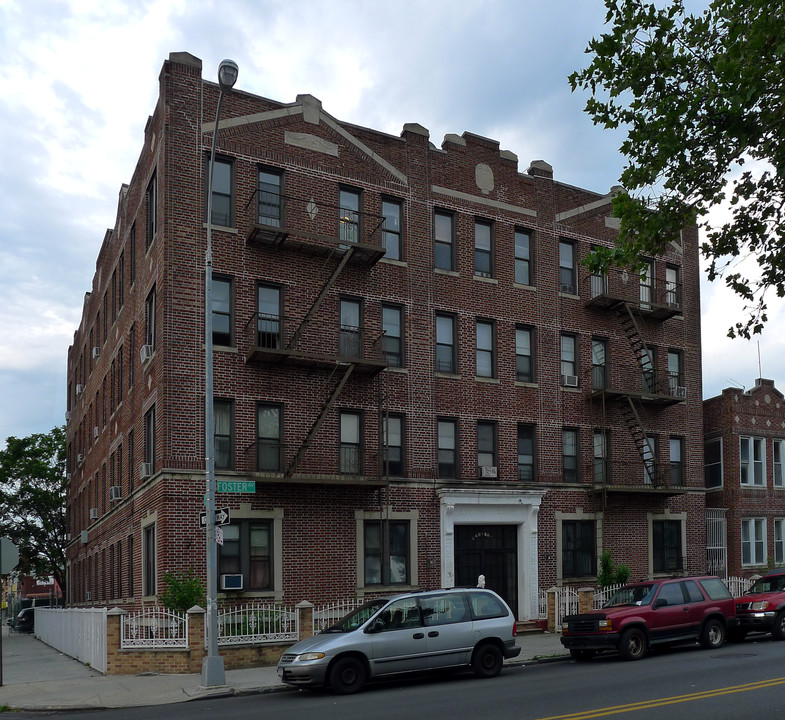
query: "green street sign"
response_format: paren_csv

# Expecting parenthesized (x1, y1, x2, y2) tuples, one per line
(216, 480, 256, 493)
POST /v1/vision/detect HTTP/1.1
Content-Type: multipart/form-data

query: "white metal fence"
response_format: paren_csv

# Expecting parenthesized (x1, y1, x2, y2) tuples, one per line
(35, 607, 108, 674)
(217, 602, 298, 645)
(313, 599, 362, 633)
(121, 607, 188, 649)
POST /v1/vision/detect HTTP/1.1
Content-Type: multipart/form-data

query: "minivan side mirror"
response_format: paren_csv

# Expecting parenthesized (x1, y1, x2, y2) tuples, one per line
(366, 620, 385, 634)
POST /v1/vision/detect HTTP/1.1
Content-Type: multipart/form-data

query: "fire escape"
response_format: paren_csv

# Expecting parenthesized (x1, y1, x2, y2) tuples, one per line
(242, 189, 388, 482)
(584, 267, 687, 499)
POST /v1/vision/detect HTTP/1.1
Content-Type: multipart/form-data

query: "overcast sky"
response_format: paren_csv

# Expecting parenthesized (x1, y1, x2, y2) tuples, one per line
(0, 0, 782, 445)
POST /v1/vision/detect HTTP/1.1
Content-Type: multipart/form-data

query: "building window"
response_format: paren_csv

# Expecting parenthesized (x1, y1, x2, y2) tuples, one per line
(517, 424, 534, 480)
(477, 421, 497, 474)
(740, 436, 765, 486)
(256, 284, 281, 348)
(640, 259, 654, 308)
(560, 334, 577, 385)
(669, 436, 684, 486)
(559, 240, 576, 294)
(382, 305, 403, 367)
(117, 348, 123, 404)
(666, 264, 681, 307)
(128, 429, 135, 494)
(435, 313, 457, 374)
(129, 223, 136, 286)
(383, 414, 404, 477)
(643, 435, 657, 484)
(562, 520, 596, 578)
(434, 211, 454, 271)
(128, 324, 135, 388)
(515, 326, 534, 383)
(142, 523, 156, 596)
(438, 419, 457, 478)
(118, 252, 124, 309)
(339, 298, 363, 358)
(339, 188, 361, 244)
(340, 411, 362, 474)
(212, 275, 233, 346)
(593, 430, 608, 484)
(776, 519, 785, 565)
(256, 404, 282, 472)
(258, 168, 282, 227)
(653, 519, 683, 573)
(214, 399, 234, 470)
(207, 157, 234, 226)
(219, 521, 272, 591)
(667, 350, 684, 395)
(563, 428, 579, 483)
(474, 219, 493, 277)
(514, 229, 531, 285)
(382, 199, 402, 260)
(592, 338, 608, 390)
(144, 405, 156, 473)
(364, 520, 409, 585)
(704, 437, 722, 488)
(774, 439, 785, 487)
(475, 319, 495, 378)
(641, 348, 656, 394)
(741, 518, 766, 566)
(145, 171, 157, 251)
(144, 285, 156, 349)
(111, 269, 117, 323)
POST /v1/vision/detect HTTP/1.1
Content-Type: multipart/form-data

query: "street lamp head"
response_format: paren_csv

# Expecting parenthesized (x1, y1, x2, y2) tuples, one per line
(217, 59, 239, 92)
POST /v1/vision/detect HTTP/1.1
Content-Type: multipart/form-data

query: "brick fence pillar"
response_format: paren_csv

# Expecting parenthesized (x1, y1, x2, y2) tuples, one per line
(578, 587, 594, 614)
(296, 601, 314, 641)
(105, 607, 126, 675)
(187, 605, 206, 673)
(546, 588, 557, 632)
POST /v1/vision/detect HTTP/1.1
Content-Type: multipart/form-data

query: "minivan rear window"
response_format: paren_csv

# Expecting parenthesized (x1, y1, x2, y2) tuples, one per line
(468, 591, 506, 619)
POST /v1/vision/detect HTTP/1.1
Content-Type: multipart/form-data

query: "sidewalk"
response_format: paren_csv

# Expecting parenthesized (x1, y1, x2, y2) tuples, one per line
(0, 626, 567, 710)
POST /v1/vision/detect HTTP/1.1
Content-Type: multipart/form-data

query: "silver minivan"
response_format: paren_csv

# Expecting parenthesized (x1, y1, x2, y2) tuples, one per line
(277, 588, 520, 693)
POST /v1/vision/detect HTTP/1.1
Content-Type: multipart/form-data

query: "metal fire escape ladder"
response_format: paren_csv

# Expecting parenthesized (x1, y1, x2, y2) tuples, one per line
(617, 303, 659, 394)
(283, 362, 356, 479)
(618, 395, 661, 487)
(286, 245, 357, 351)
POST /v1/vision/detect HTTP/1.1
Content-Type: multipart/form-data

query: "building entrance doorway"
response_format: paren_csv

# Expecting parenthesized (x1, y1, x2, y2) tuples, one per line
(455, 525, 518, 616)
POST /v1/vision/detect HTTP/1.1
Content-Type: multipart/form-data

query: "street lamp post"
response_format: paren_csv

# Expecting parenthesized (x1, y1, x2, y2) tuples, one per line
(202, 58, 238, 688)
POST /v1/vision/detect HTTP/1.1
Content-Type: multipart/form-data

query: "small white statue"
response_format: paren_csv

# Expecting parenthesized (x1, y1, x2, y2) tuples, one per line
(477, 574, 486, 588)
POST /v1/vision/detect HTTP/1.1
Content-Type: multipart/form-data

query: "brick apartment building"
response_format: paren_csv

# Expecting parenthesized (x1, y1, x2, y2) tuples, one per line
(64, 52, 706, 621)
(704, 378, 785, 578)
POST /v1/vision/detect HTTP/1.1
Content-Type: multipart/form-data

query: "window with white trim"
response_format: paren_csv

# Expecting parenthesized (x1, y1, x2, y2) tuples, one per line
(741, 517, 766, 566)
(740, 436, 765, 486)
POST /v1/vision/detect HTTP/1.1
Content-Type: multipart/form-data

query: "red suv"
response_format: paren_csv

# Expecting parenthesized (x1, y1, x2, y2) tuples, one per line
(733, 568, 785, 641)
(560, 576, 736, 661)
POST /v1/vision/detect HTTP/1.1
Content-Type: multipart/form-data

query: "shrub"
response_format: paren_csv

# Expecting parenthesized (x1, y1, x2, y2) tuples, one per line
(159, 568, 205, 612)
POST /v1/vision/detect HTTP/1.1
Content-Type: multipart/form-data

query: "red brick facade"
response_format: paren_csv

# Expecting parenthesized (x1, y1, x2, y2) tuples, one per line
(704, 378, 785, 577)
(65, 52, 706, 622)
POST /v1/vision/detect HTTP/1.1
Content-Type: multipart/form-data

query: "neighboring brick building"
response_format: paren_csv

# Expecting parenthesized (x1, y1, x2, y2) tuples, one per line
(704, 378, 785, 578)
(64, 52, 705, 621)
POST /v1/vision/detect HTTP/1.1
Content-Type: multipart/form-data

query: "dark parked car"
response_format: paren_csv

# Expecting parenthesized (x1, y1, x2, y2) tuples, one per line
(16, 607, 34, 633)
(560, 576, 736, 661)
(733, 568, 785, 641)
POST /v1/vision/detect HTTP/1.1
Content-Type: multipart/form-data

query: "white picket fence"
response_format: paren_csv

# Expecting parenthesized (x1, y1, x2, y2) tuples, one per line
(35, 607, 108, 674)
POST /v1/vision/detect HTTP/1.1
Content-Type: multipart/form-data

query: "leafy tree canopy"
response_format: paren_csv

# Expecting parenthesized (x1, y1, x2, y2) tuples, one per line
(0, 427, 67, 598)
(570, 0, 785, 337)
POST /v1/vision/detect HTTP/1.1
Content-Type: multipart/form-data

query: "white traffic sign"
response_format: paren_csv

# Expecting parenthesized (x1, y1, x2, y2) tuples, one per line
(199, 508, 231, 527)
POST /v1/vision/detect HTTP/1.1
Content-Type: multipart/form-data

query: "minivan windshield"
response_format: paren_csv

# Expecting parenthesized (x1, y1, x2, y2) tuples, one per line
(604, 584, 655, 607)
(322, 598, 389, 633)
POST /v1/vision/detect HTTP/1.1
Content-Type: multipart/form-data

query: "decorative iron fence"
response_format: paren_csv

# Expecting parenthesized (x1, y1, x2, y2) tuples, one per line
(120, 607, 188, 649)
(217, 602, 298, 645)
(313, 599, 362, 633)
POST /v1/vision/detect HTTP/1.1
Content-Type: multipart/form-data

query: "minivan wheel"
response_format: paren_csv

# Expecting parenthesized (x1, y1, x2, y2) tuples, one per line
(471, 643, 503, 678)
(700, 618, 725, 649)
(329, 656, 367, 694)
(773, 611, 785, 641)
(618, 628, 646, 660)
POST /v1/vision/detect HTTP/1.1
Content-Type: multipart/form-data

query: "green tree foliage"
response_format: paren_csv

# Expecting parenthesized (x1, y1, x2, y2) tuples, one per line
(597, 549, 630, 587)
(159, 568, 205, 612)
(0, 427, 67, 597)
(570, 0, 785, 338)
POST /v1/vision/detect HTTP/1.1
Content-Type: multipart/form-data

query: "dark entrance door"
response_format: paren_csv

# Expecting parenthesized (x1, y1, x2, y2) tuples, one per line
(454, 525, 518, 617)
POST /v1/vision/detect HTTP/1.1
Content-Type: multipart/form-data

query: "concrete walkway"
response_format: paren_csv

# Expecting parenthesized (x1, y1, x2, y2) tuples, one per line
(0, 626, 568, 710)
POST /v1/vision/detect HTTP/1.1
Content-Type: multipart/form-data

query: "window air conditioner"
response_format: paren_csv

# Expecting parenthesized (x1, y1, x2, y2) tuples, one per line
(562, 375, 579, 388)
(560, 284, 576, 295)
(220, 574, 244, 591)
(139, 345, 154, 363)
(76, 384, 84, 396)
(65, 411, 71, 422)
(92, 346, 100, 359)
(109, 486, 122, 502)
(80, 530, 88, 544)
(89, 507, 99, 520)
(480, 466, 498, 478)
(93, 426, 99, 440)
(76, 453, 84, 465)
(139, 462, 153, 479)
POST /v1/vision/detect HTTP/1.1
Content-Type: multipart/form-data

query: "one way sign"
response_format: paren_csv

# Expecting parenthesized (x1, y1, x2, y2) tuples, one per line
(199, 507, 231, 527)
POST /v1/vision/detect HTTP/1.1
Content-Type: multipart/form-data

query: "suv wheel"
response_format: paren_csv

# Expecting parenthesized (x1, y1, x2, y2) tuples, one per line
(700, 618, 725, 649)
(329, 656, 367, 694)
(773, 611, 785, 641)
(471, 643, 503, 678)
(618, 628, 646, 661)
